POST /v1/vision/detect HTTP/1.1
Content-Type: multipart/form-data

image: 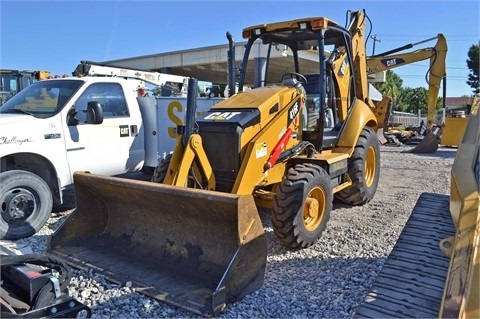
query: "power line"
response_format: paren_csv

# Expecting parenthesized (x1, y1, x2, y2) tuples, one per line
(399, 75, 468, 81)
(372, 34, 478, 39)
(386, 62, 469, 70)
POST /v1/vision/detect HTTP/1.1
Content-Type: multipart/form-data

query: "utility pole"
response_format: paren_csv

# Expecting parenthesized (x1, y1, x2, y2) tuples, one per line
(370, 34, 381, 55)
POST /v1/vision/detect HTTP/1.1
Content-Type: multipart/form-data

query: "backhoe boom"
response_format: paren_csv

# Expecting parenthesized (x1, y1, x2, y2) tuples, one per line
(366, 34, 448, 153)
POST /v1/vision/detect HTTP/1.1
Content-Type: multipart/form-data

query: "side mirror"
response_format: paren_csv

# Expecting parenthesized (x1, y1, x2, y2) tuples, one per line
(85, 101, 103, 124)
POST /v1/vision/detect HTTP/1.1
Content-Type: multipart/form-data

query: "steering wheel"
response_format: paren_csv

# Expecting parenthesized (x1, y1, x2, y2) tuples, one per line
(281, 72, 308, 85)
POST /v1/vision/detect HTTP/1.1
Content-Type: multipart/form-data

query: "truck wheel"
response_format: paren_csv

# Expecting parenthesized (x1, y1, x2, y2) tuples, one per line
(151, 154, 172, 183)
(141, 166, 154, 176)
(0, 170, 53, 240)
(335, 126, 380, 205)
(272, 163, 332, 249)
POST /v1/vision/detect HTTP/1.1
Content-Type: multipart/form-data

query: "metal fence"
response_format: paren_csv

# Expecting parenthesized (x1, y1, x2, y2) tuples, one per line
(389, 111, 426, 127)
(389, 109, 454, 128)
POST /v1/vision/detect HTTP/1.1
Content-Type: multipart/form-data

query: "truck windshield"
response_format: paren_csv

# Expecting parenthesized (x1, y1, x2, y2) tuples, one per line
(0, 80, 84, 119)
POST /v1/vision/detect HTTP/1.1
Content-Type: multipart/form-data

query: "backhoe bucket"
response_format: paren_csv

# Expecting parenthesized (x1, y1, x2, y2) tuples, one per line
(411, 131, 439, 153)
(376, 128, 388, 144)
(46, 172, 267, 316)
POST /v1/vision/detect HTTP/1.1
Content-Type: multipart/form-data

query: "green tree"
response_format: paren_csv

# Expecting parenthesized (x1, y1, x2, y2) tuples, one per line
(466, 44, 479, 93)
(396, 87, 424, 113)
(396, 87, 416, 112)
(397, 87, 443, 114)
(150, 86, 163, 97)
(373, 70, 403, 108)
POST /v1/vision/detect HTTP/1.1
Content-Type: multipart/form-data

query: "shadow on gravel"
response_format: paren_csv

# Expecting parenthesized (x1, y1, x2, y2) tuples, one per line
(332, 200, 359, 210)
(399, 148, 457, 159)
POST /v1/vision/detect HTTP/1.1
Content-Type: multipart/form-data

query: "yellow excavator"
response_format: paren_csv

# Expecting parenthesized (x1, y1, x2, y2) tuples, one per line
(366, 34, 448, 153)
(47, 9, 464, 316)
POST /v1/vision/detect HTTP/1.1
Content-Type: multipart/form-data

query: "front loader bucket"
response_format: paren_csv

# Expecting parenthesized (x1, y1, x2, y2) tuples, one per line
(411, 131, 439, 153)
(46, 172, 267, 316)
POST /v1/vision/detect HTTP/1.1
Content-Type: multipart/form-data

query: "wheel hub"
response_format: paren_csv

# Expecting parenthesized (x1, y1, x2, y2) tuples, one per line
(306, 197, 319, 218)
(303, 188, 325, 231)
(364, 146, 376, 188)
(1, 188, 36, 222)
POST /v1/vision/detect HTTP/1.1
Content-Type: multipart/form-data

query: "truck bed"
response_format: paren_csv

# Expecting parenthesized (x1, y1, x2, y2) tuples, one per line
(354, 192, 455, 318)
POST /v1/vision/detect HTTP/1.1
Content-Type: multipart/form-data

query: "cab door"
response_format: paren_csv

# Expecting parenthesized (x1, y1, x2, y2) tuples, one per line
(64, 81, 144, 177)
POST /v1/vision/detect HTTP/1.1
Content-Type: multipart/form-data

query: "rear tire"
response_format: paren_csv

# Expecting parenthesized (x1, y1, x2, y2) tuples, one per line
(0, 170, 53, 240)
(335, 126, 380, 205)
(272, 163, 332, 249)
(151, 154, 172, 183)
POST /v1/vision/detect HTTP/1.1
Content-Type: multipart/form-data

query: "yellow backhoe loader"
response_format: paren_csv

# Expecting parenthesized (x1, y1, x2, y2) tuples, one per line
(366, 34, 448, 153)
(47, 10, 392, 315)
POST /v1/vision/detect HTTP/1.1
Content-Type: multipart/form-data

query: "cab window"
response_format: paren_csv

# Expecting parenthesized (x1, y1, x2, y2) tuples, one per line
(73, 82, 129, 123)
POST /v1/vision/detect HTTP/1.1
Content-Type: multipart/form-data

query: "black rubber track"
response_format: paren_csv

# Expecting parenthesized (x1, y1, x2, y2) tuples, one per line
(272, 163, 332, 249)
(354, 192, 455, 318)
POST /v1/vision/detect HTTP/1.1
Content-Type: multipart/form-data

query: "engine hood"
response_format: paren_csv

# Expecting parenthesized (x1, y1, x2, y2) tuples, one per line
(197, 86, 304, 132)
(211, 86, 302, 123)
(212, 86, 299, 110)
(0, 113, 38, 126)
(0, 113, 63, 153)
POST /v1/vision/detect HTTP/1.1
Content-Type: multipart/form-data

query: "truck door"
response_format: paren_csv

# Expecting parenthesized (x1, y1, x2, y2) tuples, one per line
(64, 82, 145, 177)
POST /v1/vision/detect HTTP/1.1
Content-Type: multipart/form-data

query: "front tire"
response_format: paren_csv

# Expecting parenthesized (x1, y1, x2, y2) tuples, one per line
(272, 164, 332, 249)
(0, 170, 53, 240)
(335, 126, 380, 205)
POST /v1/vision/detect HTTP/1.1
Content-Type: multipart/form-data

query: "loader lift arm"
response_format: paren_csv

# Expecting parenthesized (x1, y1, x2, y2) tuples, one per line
(366, 34, 448, 152)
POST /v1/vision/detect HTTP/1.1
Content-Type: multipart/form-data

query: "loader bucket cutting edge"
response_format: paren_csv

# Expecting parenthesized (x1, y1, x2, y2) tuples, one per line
(411, 132, 439, 153)
(46, 172, 267, 316)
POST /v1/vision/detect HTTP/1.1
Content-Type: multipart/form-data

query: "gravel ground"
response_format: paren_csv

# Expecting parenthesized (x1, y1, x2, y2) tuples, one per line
(9, 144, 456, 318)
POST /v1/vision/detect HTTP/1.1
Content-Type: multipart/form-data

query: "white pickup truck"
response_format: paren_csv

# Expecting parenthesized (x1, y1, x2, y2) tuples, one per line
(0, 76, 222, 239)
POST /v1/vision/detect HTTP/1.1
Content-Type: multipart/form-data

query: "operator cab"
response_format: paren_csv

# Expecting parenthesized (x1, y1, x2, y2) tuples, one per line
(234, 15, 358, 152)
(302, 74, 341, 149)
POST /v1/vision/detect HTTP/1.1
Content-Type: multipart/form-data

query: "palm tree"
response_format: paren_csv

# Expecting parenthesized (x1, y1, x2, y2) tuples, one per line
(373, 70, 402, 109)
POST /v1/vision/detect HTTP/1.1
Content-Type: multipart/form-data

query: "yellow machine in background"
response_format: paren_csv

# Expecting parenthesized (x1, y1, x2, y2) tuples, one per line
(0, 69, 50, 105)
(441, 111, 469, 147)
(366, 34, 448, 153)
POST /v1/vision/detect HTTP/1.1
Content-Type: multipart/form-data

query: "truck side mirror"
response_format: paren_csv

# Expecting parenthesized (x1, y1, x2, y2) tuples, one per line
(85, 101, 103, 124)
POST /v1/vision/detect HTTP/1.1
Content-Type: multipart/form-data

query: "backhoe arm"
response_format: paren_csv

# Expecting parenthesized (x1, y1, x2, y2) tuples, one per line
(346, 10, 371, 106)
(366, 34, 448, 129)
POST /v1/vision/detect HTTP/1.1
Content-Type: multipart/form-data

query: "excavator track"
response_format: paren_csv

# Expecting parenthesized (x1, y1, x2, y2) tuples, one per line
(354, 192, 455, 318)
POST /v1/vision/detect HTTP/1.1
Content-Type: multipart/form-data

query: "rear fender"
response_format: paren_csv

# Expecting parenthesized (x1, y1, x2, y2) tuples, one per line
(335, 100, 378, 155)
